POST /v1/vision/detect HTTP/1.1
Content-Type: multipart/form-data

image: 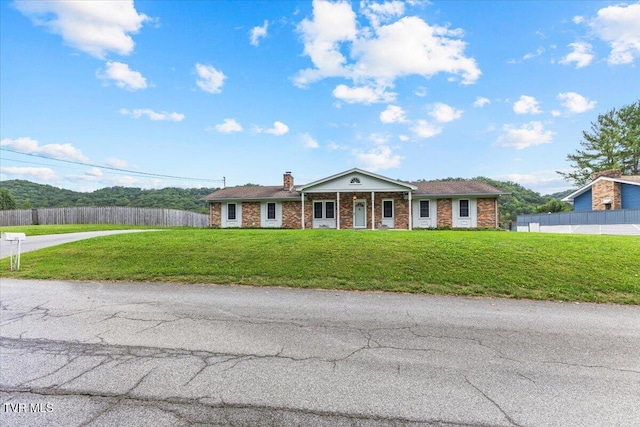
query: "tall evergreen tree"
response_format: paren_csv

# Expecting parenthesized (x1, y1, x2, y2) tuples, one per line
(559, 100, 640, 186)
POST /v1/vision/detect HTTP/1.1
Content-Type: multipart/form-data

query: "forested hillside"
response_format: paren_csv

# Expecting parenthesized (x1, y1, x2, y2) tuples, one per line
(0, 180, 216, 214)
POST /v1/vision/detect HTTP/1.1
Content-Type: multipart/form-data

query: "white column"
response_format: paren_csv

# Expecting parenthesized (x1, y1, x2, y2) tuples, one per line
(408, 191, 412, 230)
(301, 192, 305, 229)
(371, 191, 375, 230)
(336, 192, 340, 230)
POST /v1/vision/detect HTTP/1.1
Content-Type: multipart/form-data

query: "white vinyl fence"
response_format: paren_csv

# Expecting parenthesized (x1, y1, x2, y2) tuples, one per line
(0, 207, 209, 228)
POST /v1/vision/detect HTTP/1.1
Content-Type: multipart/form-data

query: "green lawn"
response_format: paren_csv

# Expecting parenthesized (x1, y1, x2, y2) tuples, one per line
(0, 224, 164, 236)
(1, 228, 638, 304)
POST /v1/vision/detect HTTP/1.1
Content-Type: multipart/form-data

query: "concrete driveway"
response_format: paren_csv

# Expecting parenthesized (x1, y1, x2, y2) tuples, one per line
(0, 230, 160, 259)
(1, 279, 638, 426)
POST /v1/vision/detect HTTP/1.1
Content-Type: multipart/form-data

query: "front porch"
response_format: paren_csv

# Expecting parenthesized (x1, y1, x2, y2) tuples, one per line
(301, 191, 413, 230)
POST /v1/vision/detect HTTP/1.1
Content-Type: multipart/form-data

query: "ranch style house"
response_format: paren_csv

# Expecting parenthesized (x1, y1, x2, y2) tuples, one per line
(204, 169, 505, 230)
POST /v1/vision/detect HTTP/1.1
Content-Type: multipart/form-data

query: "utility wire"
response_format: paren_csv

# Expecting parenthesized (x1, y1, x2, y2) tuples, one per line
(0, 147, 224, 183)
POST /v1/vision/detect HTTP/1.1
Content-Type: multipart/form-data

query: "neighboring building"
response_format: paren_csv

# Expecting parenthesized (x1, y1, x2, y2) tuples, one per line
(562, 170, 640, 211)
(204, 168, 505, 229)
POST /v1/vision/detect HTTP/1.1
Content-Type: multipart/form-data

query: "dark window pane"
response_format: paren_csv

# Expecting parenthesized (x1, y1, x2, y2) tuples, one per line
(459, 200, 469, 217)
(228, 203, 236, 220)
(267, 203, 276, 219)
(325, 202, 335, 219)
(383, 200, 393, 218)
(314, 202, 323, 219)
(420, 200, 430, 218)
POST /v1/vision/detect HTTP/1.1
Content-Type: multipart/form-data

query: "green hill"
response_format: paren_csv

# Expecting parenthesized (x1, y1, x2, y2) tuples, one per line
(0, 180, 216, 214)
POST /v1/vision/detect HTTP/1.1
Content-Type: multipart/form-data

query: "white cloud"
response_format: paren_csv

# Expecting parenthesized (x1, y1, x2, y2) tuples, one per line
(250, 20, 269, 46)
(294, 1, 480, 88)
(360, 0, 406, 28)
(380, 105, 408, 123)
(573, 16, 585, 24)
(254, 121, 289, 136)
(590, 3, 640, 65)
(495, 170, 573, 194)
(98, 61, 147, 90)
(410, 120, 442, 139)
(120, 108, 185, 121)
(509, 47, 545, 63)
(195, 63, 226, 94)
(559, 42, 594, 68)
(301, 133, 319, 148)
(14, 0, 150, 59)
(557, 92, 596, 114)
(496, 121, 555, 150)
(214, 118, 243, 133)
(332, 84, 396, 104)
(0, 166, 57, 181)
(414, 86, 428, 97)
(473, 97, 490, 108)
(513, 95, 542, 115)
(353, 145, 402, 171)
(429, 103, 463, 123)
(1, 136, 89, 162)
(105, 157, 129, 168)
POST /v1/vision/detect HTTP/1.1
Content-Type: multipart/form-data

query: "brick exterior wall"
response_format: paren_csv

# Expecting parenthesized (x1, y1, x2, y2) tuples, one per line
(282, 201, 302, 228)
(241, 202, 261, 227)
(437, 199, 452, 227)
(210, 202, 221, 227)
(373, 192, 409, 229)
(477, 198, 497, 227)
(591, 180, 622, 210)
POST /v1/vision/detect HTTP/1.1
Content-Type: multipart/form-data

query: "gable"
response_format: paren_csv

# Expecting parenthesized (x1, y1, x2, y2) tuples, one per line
(298, 168, 416, 193)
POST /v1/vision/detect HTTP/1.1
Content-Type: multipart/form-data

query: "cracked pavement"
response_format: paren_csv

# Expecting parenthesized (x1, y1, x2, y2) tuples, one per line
(1, 279, 639, 426)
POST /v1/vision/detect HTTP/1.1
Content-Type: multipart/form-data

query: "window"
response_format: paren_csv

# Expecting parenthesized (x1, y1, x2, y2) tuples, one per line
(227, 203, 236, 220)
(267, 202, 276, 220)
(350, 177, 361, 184)
(325, 201, 335, 219)
(459, 200, 469, 217)
(383, 200, 393, 218)
(314, 201, 335, 219)
(419, 200, 430, 218)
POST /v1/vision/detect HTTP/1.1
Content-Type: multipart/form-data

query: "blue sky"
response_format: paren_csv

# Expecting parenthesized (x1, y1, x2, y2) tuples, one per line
(1, 0, 639, 194)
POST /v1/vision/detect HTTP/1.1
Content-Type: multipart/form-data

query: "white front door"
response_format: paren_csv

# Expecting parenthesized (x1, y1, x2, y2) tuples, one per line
(353, 200, 366, 228)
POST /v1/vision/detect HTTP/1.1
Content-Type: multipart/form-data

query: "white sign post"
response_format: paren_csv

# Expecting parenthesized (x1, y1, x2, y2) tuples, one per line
(2, 232, 26, 271)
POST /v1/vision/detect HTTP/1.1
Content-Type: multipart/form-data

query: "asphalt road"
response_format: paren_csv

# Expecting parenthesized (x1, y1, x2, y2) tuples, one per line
(0, 230, 161, 260)
(1, 279, 639, 426)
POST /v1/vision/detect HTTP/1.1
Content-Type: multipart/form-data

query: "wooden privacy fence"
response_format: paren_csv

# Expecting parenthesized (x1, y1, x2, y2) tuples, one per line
(0, 207, 209, 228)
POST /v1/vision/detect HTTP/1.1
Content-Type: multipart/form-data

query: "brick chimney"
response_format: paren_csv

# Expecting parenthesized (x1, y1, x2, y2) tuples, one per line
(591, 169, 622, 181)
(283, 172, 294, 191)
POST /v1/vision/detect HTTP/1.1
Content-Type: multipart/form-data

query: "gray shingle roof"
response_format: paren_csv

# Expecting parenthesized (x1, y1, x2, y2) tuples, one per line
(204, 179, 505, 201)
(203, 186, 299, 201)
(410, 180, 505, 196)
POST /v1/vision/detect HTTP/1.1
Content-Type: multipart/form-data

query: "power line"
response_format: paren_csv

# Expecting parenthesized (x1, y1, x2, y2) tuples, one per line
(0, 147, 225, 184)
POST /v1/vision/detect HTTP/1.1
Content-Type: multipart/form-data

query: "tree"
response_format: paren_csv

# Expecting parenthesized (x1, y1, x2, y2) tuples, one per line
(0, 188, 17, 210)
(559, 100, 640, 186)
(534, 199, 572, 214)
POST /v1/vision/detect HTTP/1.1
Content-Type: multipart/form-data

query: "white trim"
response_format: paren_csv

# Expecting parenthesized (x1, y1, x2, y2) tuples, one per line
(336, 191, 340, 229)
(353, 199, 367, 228)
(222, 202, 242, 228)
(408, 192, 412, 230)
(413, 199, 437, 228)
(381, 197, 394, 228)
(453, 198, 477, 228)
(297, 168, 417, 192)
(301, 192, 305, 229)
(371, 192, 375, 230)
(562, 176, 640, 202)
(312, 199, 337, 229)
(261, 201, 282, 228)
